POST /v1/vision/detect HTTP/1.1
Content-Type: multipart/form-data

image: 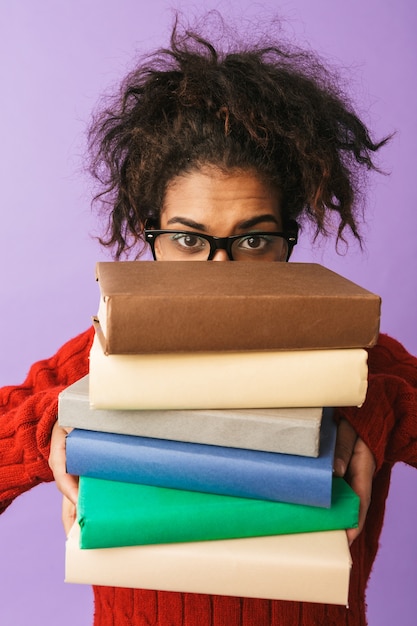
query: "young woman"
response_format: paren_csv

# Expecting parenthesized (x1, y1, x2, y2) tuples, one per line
(2, 21, 417, 626)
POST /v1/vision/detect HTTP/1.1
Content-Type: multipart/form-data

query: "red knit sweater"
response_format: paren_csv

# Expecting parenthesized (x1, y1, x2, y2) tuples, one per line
(1, 328, 416, 626)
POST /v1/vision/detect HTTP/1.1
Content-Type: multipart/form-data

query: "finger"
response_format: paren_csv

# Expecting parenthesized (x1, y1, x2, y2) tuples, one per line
(62, 495, 77, 536)
(333, 418, 357, 477)
(345, 438, 376, 545)
(48, 421, 79, 504)
(57, 472, 79, 506)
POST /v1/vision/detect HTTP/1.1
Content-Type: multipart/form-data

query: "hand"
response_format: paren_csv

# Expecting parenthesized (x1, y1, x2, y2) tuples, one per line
(62, 495, 77, 536)
(48, 420, 79, 505)
(333, 418, 376, 545)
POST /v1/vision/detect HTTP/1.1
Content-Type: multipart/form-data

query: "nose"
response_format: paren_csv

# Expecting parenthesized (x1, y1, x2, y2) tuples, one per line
(212, 249, 231, 262)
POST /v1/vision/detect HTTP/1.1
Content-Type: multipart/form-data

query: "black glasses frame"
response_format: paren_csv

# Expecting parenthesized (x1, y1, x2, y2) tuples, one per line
(144, 221, 298, 262)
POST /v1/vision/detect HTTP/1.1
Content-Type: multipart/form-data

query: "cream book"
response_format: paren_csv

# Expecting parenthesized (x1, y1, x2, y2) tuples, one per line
(66, 523, 352, 606)
(89, 335, 368, 410)
(59, 375, 323, 456)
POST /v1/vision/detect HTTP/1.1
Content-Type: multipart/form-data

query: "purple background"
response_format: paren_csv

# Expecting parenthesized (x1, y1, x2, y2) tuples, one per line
(0, 2, 416, 624)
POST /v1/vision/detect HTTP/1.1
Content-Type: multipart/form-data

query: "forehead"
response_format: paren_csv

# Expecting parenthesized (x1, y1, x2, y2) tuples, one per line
(162, 167, 281, 218)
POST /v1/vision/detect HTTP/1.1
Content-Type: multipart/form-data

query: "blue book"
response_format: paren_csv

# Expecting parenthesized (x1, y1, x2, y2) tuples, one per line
(66, 407, 336, 507)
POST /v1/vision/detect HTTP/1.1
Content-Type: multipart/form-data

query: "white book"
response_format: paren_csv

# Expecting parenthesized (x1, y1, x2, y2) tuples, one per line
(66, 523, 352, 606)
(59, 375, 323, 456)
(89, 335, 368, 410)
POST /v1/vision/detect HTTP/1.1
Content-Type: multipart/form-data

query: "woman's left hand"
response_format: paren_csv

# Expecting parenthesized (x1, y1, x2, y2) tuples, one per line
(333, 418, 376, 545)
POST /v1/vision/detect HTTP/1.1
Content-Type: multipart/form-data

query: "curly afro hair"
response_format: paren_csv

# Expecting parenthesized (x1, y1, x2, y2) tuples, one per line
(88, 15, 389, 259)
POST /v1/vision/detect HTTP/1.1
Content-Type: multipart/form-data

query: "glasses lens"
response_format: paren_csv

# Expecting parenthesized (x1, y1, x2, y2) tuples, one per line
(231, 234, 289, 261)
(154, 232, 210, 260)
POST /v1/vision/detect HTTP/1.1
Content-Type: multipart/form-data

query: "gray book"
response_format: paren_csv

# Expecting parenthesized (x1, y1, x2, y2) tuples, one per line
(58, 375, 323, 457)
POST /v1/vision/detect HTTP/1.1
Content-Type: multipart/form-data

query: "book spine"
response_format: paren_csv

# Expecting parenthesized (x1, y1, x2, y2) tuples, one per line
(77, 476, 359, 549)
(101, 294, 380, 353)
(58, 377, 322, 456)
(66, 523, 352, 606)
(89, 337, 368, 410)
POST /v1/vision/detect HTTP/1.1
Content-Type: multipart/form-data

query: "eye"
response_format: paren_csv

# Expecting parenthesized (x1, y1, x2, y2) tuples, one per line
(170, 232, 209, 252)
(237, 234, 273, 251)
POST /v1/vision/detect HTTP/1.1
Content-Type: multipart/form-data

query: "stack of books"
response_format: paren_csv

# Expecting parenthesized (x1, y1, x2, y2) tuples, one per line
(61, 261, 381, 606)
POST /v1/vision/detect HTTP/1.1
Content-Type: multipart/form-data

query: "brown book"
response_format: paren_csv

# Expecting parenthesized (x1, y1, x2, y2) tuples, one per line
(93, 261, 380, 354)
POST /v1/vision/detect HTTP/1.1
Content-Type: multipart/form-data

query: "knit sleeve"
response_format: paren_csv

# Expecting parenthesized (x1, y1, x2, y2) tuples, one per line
(338, 333, 417, 471)
(0, 327, 94, 514)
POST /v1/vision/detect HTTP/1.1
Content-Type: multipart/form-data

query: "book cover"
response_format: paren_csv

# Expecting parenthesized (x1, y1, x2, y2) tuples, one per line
(66, 408, 337, 506)
(77, 476, 359, 549)
(59, 375, 322, 456)
(89, 335, 368, 410)
(66, 522, 352, 606)
(94, 261, 380, 353)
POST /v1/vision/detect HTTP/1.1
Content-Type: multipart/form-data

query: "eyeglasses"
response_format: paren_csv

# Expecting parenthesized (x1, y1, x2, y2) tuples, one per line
(144, 224, 298, 262)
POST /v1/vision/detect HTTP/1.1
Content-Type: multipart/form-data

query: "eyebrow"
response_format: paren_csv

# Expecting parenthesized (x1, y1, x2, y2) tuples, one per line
(166, 217, 208, 231)
(165, 214, 280, 232)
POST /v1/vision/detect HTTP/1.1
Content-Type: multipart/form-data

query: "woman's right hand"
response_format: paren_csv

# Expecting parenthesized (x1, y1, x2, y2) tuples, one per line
(62, 495, 77, 536)
(48, 420, 79, 506)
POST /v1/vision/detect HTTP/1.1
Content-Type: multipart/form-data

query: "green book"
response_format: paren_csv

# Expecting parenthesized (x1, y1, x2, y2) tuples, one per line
(78, 476, 359, 549)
